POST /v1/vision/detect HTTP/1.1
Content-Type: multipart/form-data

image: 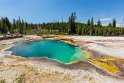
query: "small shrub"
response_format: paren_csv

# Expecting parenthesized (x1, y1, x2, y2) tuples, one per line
(0, 79, 5, 83)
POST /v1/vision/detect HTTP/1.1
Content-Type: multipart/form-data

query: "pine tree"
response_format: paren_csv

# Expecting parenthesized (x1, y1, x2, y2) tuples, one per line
(112, 19, 116, 28)
(97, 19, 101, 27)
(78, 27, 82, 35)
(17, 17, 24, 35)
(0, 17, 11, 34)
(68, 12, 77, 34)
(87, 19, 90, 26)
(91, 17, 94, 27)
(5, 17, 11, 30)
(108, 23, 112, 27)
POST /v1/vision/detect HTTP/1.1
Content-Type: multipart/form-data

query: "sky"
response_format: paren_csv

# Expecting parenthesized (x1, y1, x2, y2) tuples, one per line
(0, 0, 124, 26)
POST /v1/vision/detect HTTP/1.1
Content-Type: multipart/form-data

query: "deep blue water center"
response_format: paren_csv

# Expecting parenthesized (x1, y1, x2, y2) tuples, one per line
(8, 40, 86, 63)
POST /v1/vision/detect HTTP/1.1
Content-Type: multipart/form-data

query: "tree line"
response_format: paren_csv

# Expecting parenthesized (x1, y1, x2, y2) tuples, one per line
(0, 12, 124, 36)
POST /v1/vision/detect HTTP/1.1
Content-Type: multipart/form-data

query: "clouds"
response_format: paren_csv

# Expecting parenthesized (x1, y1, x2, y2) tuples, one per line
(100, 18, 113, 21)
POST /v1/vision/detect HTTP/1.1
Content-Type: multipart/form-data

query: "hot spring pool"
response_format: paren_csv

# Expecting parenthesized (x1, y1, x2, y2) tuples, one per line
(7, 40, 86, 63)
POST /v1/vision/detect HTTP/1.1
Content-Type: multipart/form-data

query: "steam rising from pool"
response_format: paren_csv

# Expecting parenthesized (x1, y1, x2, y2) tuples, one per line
(8, 40, 86, 63)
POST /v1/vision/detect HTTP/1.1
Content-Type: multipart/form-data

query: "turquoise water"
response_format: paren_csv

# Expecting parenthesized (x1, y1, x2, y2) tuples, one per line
(8, 40, 86, 63)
